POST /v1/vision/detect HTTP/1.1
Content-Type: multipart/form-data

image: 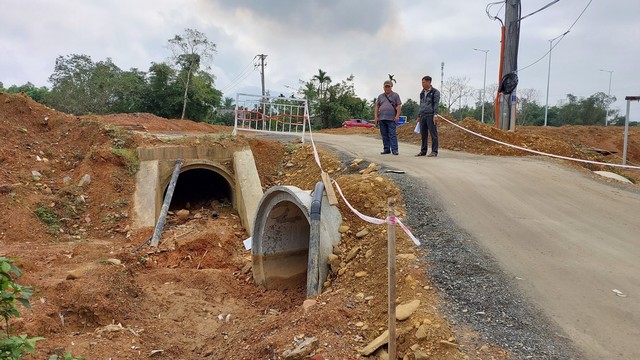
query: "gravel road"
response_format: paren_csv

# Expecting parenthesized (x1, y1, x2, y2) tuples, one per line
(310, 132, 640, 360)
(387, 171, 580, 359)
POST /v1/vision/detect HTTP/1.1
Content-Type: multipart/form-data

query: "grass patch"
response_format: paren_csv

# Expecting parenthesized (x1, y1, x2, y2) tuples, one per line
(33, 206, 60, 234)
(110, 148, 139, 176)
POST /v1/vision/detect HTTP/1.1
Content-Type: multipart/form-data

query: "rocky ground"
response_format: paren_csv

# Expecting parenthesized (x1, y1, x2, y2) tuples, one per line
(1, 91, 638, 359)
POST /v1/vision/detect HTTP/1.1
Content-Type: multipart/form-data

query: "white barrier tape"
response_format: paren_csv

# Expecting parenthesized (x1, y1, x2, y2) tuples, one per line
(305, 117, 324, 171)
(305, 116, 421, 247)
(332, 179, 385, 225)
(333, 179, 421, 246)
(436, 115, 640, 170)
(388, 216, 422, 246)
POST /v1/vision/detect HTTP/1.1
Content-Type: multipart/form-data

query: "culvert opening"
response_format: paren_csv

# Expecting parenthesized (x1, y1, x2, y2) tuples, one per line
(255, 201, 310, 291)
(165, 168, 232, 210)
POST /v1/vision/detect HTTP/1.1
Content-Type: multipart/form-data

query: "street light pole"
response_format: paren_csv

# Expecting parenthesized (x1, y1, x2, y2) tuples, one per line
(473, 48, 489, 123)
(599, 69, 613, 126)
(544, 31, 569, 127)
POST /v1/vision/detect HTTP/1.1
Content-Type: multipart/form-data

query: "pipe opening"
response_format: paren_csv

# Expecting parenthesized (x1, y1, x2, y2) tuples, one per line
(165, 168, 232, 210)
(257, 201, 310, 291)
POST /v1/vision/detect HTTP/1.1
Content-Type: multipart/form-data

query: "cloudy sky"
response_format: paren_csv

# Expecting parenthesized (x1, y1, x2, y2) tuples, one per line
(1, 0, 638, 120)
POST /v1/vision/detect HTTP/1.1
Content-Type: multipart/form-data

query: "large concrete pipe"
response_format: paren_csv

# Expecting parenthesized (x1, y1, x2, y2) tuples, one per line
(252, 185, 341, 296)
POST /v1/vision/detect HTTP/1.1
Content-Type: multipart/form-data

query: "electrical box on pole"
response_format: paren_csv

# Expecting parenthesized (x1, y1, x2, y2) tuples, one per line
(498, 0, 521, 131)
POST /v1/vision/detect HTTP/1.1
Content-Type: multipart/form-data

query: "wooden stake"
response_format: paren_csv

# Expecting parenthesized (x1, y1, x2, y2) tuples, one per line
(321, 171, 338, 205)
(387, 197, 396, 359)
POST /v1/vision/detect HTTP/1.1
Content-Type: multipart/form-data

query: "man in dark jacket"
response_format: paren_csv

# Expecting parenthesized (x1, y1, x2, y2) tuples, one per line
(415, 76, 440, 157)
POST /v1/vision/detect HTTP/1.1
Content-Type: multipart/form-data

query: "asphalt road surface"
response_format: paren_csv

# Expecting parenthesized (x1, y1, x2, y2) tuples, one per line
(308, 132, 640, 360)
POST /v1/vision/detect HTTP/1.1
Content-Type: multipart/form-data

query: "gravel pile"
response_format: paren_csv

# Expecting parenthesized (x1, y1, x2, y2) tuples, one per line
(386, 171, 581, 360)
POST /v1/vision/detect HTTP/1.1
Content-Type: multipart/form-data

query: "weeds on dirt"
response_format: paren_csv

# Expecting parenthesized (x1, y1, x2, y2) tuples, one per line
(284, 143, 298, 154)
(109, 148, 139, 176)
(0, 257, 44, 359)
(33, 206, 60, 234)
(217, 133, 236, 142)
(105, 126, 139, 174)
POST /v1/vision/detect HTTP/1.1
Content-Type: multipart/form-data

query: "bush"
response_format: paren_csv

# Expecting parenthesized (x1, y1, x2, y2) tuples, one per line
(0, 257, 44, 359)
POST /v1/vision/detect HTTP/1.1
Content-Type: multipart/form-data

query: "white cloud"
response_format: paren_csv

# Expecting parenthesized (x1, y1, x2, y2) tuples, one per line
(1, 0, 638, 119)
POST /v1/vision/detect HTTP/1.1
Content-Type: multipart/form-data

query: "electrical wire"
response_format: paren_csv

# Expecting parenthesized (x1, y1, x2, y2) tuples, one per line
(219, 58, 256, 93)
(486, 1, 505, 24)
(517, 0, 594, 72)
(219, 56, 258, 93)
(220, 67, 256, 94)
(519, 0, 560, 22)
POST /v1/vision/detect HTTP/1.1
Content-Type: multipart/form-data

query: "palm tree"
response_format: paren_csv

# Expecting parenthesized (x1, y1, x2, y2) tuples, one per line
(302, 81, 317, 100)
(388, 74, 396, 84)
(313, 69, 332, 98)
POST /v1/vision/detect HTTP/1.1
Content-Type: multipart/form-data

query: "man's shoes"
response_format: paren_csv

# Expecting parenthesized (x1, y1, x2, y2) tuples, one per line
(380, 151, 391, 155)
(427, 153, 438, 157)
(392, 152, 399, 155)
(415, 152, 426, 157)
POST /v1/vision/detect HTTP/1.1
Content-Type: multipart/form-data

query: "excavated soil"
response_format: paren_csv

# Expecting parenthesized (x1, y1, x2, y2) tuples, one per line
(1, 92, 638, 359)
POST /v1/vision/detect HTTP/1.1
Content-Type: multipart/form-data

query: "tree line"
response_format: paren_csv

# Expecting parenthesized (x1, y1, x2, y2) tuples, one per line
(1, 28, 633, 128)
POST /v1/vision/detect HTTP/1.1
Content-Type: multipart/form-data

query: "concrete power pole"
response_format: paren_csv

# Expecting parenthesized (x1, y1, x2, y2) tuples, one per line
(257, 54, 268, 96)
(498, 0, 521, 131)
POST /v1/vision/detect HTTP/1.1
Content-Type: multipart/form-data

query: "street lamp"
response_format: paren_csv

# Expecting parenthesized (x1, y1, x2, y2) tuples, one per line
(599, 69, 613, 126)
(473, 48, 489, 123)
(544, 31, 569, 126)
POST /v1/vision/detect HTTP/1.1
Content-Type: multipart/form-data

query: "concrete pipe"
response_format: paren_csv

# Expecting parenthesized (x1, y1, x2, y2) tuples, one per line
(251, 185, 342, 296)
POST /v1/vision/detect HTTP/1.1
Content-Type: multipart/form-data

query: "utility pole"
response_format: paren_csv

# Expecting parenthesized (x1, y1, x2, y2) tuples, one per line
(473, 49, 489, 123)
(440, 62, 445, 90)
(544, 32, 569, 126)
(256, 54, 268, 96)
(498, 0, 521, 131)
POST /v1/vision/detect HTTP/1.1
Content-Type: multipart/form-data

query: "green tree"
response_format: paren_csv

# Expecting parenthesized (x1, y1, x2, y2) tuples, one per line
(144, 62, 182, 118)
(110, 68, 147, 113)
(179, 69, 221, 121)
(305, 74, 367, 128)
(401, 98, 419, 120)
(312, 69, 332, 99)
(168, 28, 217, 120)
(4, 82, 49, 103)
(212, 97, 235, 125)
(46, 55, 143, 115)
(556, 92, 609, 125)
(47, 54, 95, 114)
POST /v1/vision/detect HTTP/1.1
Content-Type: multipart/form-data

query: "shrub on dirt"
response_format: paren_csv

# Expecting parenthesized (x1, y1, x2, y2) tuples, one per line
(0, 257, 44, 359)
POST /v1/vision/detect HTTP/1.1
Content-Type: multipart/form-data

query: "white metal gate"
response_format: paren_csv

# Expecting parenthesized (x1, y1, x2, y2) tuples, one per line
(232, 93, 309, 142)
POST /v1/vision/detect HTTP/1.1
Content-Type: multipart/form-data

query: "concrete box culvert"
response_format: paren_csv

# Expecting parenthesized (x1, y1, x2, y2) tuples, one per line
(133, 146, 263, 237)
(252, 186, 342, 295)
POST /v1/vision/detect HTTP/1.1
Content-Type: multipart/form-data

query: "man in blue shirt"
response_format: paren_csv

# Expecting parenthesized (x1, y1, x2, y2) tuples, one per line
(374, 80, 402, 155)
(415, 75, 440, 157)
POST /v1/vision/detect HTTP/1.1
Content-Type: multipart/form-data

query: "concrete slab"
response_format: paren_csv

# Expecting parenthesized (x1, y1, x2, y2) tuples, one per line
(233, 148, 264, 236)
(594, 171, 633, 184)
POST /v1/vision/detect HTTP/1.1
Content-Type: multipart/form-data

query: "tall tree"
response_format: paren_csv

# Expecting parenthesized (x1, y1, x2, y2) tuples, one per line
(441, 76, 474, 114)
(145, 62, 182, 118)
(47, 54, 95, 114)
(168, 28, 217, 120)
(516, 88, 541, 126)
(312, 69, 332, 99)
